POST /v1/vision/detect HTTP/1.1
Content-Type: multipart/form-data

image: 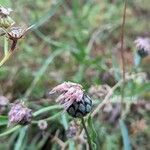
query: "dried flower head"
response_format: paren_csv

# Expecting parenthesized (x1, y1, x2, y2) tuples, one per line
(6, 26, 32, 51)
(0, 5, 12, 17)
(0, 5, 15, 28)
(50, 82, 92, 118)
(38, 120, 48, 130)
(135, 37, 150, 57)
(8, 102, 32, 125)
(7, 27, 27, 40)
(66, 121, 79, 138)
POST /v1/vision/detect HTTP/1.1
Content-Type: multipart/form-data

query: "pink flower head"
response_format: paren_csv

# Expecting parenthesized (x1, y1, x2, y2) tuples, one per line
(49, 82, 84, 110)
(134, 37, 150, 54)
(8, 102, 32, 125)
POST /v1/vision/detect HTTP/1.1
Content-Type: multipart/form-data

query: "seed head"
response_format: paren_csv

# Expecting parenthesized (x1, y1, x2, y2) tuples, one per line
(8, 102, 32, 125)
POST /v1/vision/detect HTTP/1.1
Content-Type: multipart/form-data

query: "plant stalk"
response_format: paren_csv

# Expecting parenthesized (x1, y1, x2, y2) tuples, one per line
(81, 117, 93, 150)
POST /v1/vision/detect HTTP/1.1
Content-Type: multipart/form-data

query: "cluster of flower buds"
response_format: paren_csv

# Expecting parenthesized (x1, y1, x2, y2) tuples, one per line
(0, 5, 15, 29)
(8, 102, 32, 125)
(49, 82, 92, 118)
(135, 37, 150, 57)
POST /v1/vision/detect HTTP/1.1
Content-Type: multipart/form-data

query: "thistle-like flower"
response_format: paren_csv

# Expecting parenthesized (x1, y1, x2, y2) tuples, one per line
(49, 82, 92, 118)
(8, 102, 32, 125)
(135, 37, 150, 57)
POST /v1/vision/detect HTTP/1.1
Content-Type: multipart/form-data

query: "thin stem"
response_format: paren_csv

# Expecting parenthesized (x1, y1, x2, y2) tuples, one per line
(120, 0, 127, 112)
(81, 117, 93, 150)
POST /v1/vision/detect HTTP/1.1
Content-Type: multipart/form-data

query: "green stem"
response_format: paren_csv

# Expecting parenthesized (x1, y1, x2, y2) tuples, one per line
(81, 117, 93, 150)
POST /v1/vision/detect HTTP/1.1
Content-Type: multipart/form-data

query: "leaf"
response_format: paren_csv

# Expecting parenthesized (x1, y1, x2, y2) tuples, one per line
(119, 119, 132, 150)
(0, 115, 8, 126)
(33, 105, 62, 117)
(87, 116, 97, 149)
(14, 126, 28, 150)
(0, 125, 21, 137)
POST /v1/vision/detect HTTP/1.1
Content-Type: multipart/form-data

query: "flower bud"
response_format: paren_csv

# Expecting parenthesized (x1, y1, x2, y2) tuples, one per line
(38, 120, 48, 130)
(8, 102, 32, 125)
(67, 93, 92, 118)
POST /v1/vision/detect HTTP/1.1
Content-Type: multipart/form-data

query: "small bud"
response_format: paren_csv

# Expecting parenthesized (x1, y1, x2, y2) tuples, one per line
(38, 120, 48, 130)
(8, 102, 32, 125)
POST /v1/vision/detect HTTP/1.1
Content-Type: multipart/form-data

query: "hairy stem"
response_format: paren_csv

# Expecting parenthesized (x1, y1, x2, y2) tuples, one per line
(81, 117, 93, 150)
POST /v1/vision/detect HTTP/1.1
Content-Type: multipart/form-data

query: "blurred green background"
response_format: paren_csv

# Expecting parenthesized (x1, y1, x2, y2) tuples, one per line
(0, 0, 150, 150)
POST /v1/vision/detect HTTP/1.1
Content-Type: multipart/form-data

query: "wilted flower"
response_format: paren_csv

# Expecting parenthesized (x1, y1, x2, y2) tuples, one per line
(0, 5, 12, 17)
(8, 102, 32, 125)
(135, 37, 150, 57)
(7, 27, 27, 40)
(6, 26, 31, 51)
(0, 5, 15, 28)
(49, 82, 92, 118)
(38, 120, 48, 130)
(66, 121, 79, 138)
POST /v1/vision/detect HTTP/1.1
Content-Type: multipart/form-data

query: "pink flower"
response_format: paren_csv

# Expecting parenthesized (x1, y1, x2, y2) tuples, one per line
(8, 102, 32, 125)
(49, 82, 84, 110)
(135, 37, 150, 54)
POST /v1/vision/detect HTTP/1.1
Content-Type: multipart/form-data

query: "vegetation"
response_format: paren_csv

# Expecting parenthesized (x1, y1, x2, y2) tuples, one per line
(0, 0, 149, 150)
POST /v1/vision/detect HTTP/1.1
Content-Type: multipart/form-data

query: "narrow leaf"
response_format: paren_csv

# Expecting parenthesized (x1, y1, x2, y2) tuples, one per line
(119, 119, 132, 150)
(0, 125, 21, 137)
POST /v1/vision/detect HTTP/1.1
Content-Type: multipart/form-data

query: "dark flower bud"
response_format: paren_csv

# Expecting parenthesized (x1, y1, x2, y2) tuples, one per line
(67, 94, 92, 118)
(8, 102, 32, 125)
